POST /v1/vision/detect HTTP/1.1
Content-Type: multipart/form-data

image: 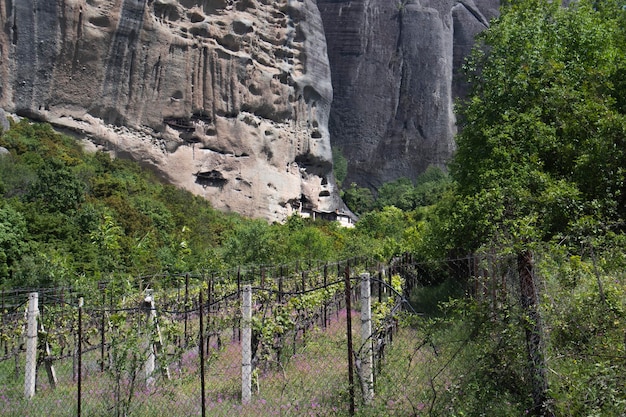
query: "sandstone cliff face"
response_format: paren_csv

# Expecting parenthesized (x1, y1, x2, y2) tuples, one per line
(318, 0, 500, 188)
(0, 0, 342, 221)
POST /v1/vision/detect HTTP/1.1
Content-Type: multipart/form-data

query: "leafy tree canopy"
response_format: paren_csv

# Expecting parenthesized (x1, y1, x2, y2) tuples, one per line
(441, 0, 626, 254)
(342, 166, 450, 216)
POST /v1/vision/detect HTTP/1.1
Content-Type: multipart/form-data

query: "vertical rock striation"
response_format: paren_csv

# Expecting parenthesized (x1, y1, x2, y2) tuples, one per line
(318, 0, 500, 188)
(0, 0, 343, 221)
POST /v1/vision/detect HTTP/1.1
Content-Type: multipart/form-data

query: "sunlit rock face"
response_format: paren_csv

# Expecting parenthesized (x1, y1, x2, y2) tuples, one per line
(0, 0, 343, 221)
(0, 108, 8, 132)
(318, 0, 500, 188)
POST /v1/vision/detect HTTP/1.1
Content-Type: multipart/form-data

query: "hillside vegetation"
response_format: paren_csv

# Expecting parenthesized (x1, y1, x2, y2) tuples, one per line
(0, 119, 443, 289)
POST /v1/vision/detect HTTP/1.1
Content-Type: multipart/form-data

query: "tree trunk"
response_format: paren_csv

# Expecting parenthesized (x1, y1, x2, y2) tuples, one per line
(518, 251, 553, 416)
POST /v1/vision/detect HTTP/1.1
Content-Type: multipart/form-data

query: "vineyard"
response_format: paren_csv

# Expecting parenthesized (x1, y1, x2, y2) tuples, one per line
(2, 252, 625, 416)
(0, 256, 426, 416)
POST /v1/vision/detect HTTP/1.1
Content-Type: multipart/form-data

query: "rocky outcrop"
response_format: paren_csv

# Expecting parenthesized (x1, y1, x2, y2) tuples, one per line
(0, 108, 8, 132)
(452, 0, 500, 98)
(0, 0, 343, 221)
(318, 0, 500, 188)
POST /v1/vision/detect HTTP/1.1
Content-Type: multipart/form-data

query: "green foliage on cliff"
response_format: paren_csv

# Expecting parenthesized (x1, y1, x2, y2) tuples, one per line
(0, 120, 363, 288)
(331, 146, 348, 187)
(341, 166, 450, 216)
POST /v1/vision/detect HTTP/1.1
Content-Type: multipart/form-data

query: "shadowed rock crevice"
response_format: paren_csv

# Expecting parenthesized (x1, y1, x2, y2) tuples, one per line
(195, 170, 228, 187)
(295, 152, 332, 178)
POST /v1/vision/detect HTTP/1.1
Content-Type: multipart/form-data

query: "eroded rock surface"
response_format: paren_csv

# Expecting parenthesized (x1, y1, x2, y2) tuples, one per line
(318, 0, 500, 188)
(0, 0, 342, 221)
(0, 108, 8, 132)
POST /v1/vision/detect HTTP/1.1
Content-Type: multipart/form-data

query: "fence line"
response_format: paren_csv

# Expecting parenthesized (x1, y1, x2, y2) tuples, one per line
(2, 256, 409, 416)
(0, 252, 575, 416)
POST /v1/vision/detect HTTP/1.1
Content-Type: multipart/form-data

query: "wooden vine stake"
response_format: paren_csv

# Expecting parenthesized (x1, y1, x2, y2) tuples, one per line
(40, 321, 58, 388)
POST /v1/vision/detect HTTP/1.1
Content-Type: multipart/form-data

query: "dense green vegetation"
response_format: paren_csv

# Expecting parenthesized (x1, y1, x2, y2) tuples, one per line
(341, 165, 451, 216)
(415, 1, 626, 415)
(0, 120, 443, 289)
(435, 0, 626, 255)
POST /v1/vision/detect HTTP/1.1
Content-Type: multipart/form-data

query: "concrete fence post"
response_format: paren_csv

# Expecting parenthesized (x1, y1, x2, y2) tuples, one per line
(25, 292, 38, 400)
(360, 273, 374, 404)
(241, 285, 252, 404)
(144, 290, 156, 386)
(77, 297, 84, 417)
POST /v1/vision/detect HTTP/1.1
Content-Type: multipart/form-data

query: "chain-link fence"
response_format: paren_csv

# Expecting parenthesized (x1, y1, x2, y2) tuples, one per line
(0, 257, 407, 416)
(2, 252, 624, 416)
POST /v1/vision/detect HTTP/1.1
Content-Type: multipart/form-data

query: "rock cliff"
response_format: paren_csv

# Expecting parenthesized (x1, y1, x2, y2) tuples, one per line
(0, 0, 503, 218)
(0, 0, 342, 221)
(318, 0, 500, 188)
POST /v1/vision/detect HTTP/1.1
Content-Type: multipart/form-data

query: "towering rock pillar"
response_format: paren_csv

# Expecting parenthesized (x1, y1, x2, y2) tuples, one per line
(319, 0, 500, 188)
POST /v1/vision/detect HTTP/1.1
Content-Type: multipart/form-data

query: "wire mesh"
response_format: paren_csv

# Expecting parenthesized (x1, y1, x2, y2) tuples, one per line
(1, 252, 623, 416)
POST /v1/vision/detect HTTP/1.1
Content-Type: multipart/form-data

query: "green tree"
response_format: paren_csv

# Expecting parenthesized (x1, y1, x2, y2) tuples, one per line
(0, 155, 36, 198)
(0, 205, 28, 286)
(429, 2, 626, 416)
(332, 146, 348, 187)
(28, 158, 85, 212)
(90, 213, 123, 273)
(342, 182, 374, 216)
(444, 0, 626, 254)
(222, 219, 278, 266)
(413, 166, 450, 207)
(278, 218, 336, 263)
(374, 178, 415, 211)
(356, 206, 417, 260)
